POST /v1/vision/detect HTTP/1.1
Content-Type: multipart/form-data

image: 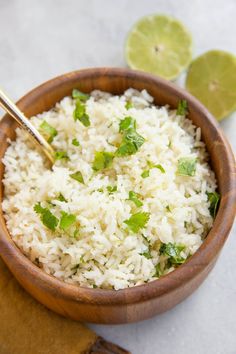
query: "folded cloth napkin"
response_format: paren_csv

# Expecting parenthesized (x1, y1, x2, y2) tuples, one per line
(0, 257, 129, 354)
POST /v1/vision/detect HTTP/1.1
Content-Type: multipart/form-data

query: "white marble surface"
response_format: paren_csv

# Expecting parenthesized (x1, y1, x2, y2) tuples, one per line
(0, 0, 235, 353)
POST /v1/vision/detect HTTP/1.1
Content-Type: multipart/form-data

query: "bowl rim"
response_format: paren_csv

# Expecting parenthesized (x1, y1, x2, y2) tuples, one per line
(0, 67, 235, 306)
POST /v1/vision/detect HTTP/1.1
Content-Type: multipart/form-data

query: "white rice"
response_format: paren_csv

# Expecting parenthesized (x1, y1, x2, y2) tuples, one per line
(2, 89, 217, 290)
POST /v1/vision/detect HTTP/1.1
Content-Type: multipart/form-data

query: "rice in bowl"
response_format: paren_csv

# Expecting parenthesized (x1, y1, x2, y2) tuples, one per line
(2, 89, 219, 290)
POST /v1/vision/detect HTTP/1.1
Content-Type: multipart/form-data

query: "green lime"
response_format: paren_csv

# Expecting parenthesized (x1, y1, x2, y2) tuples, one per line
(186, 50, 236, 120)
(125, 14, 192, 80)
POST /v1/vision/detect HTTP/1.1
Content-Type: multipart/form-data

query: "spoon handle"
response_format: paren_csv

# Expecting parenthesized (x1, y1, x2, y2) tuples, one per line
(0, 88, 54, 164)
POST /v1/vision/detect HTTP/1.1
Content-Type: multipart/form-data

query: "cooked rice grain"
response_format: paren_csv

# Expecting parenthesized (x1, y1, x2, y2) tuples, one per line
(2, 89, 217, 290)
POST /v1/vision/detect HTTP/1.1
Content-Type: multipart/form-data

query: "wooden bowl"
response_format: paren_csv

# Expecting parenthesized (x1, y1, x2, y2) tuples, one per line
(0, 68, 235, 324)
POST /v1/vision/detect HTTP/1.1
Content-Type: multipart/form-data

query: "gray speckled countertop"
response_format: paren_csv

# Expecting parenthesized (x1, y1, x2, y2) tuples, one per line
(0, 1, 235, 353)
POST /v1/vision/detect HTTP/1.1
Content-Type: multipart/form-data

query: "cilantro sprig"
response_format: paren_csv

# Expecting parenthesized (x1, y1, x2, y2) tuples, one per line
(176, 100, 188, 116)
(116, 117, 145, 157)
(70, 171, 84, 184)
(72, 89, 90, 102)
(140, 249, 152, 259)
(141, 162, 165, 178)
(155, 263, 164, 278)
(107, 185, 117, 194)
(207, 191, 220, 218)
(54, 151, 69, 161)
(73, 99, 90, 127)
(125, 101, 133, 110)
(92, 151, 114, 171)
(116, 130, 145, 157)
(160, 242, 186, 265)
(59, 211, 76, 231)
(56, 193, 68, 202)
(119, 117, 136, 132)
(128, 191, 143, 207)
(141, 170, 150, 178)
(34, 202, 77, 235)
(72, 138, 80, 146)
(124, 212, 150, 233)
(34, 202, 59, 231)
(40, 120, 58, 143)
(177, 157, 196, 177)
(153, 164, 165, 173)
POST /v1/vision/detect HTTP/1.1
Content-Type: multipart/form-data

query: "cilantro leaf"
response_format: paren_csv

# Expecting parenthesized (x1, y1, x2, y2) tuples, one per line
(73, 100, 85, 118)
(59, 211, 76, 230)
(140, 234, 152, 260)
(141, 162, 165, 178)
(207, 192, 220, 218)
(153, 164, 165, 173)
(148, 161, 165, 173)
(140, 250, 152, 259)
(106, 185, 117, 194)
(124, 212, 150, 233)
(125, 101, 133, 110)
(116, 129, 145, 157)
(34, 202, 44, 214)
(160, 242, 186, 265)
(72, 89, 90, 101)
(40, 120, 58, 143)
(72, 138, 80, 146)
(116, 117, 145, 157)
(34, 202, 59, 231)
(141, 170, 150, 178)
(76, 112, 90, 127)
(92, 151, 114, 171)
(73, 229, 80, 238)
(73, 100, 90, 127)
(155, 263, 163, 278)
(125, 129, 145, 149)
(119, 117, 136, 132)
(128, 191, 143, 207)
(56, 193, 67, 202)
(54, 151, 69, 161)
(70, 171, 84, 184)
(116, 142, 137, 156)
(177, 157, 197, 176)
(176, 100, 188, 116)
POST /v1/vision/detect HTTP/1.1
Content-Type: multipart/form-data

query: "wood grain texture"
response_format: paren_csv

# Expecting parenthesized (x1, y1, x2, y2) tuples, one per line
(86, 337, 130, 354)
(0, 68, 235, 324)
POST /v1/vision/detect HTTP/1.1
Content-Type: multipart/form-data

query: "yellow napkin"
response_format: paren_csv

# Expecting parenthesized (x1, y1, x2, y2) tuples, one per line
(0, 257, 128, 354)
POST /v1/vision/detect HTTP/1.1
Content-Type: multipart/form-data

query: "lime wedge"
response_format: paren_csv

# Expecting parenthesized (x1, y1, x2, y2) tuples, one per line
(186, 50, 236, 120)
(125, 14, 192, 80)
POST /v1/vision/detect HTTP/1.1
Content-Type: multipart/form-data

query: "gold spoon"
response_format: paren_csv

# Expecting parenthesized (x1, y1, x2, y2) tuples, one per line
(0, 88, 55, 164)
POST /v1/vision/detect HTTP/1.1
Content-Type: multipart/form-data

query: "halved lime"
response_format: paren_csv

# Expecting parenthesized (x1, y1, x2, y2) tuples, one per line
(186, 50, 236, 120)
(125, 14, 192, 80)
